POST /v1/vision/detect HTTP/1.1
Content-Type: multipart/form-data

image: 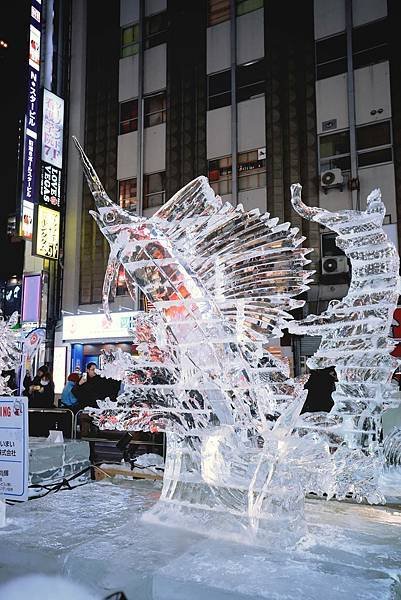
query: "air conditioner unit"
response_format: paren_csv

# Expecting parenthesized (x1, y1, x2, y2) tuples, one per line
(321, 255, 349, 276)
(320, 168, 343, 188)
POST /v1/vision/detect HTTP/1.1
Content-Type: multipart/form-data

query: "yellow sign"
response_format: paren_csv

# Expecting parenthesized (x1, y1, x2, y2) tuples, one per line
(33, 205, 60, 260)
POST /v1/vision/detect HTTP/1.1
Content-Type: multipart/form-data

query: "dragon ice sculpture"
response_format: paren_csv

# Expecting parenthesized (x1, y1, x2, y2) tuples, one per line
(73, 137, 399, 544)
(289, 184, 401, 500)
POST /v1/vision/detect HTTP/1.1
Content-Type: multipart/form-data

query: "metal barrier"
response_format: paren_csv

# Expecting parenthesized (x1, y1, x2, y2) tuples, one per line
(28, 408, 75, 439)
(73, 409, 85, 439)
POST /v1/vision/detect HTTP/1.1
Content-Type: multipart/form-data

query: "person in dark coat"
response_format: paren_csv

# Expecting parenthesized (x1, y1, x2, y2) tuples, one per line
(71, 362, 120, 411)
(24, 365, 55, 409)
(301, 367, 336, 414)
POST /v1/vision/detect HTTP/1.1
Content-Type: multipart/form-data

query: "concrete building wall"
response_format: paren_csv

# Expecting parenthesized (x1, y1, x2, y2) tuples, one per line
(352, 0, 387, 27)
(238, 96, 265, 152)
(63, 0, 87, 312)
(236, 9, 264, 65)
(117, 131, 138, 179)
(145, 0, 166, 17)
(144, 44, 166, 94)
(206, 106, 231, 159)
(144, 123, 166, 173)
(354, 62, 392, 125)
(119, 55, 139, 101)
(316, 73, 348, 133)
(207, 21, 230, 74)
(238, 188, 266, 212)
(314, 0, 345, 39)
(120, 0, 139, 26)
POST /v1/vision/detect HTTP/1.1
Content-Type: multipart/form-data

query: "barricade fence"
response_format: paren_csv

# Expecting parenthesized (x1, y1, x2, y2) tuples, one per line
(28, 408, 75, 439)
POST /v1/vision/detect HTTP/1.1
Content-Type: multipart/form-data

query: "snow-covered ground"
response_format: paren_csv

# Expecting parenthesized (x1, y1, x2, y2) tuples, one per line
(0, 477, 401, 599)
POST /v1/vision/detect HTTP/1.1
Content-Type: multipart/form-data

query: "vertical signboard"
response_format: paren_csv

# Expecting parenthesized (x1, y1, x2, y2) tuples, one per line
(41, 90, 64, 170)
(32, 205, 60, 260)
(22, 273, 42, 326)
(39, 90, 64, 209)
(20, 0, 43, 239)
(0, 398, 29, 502)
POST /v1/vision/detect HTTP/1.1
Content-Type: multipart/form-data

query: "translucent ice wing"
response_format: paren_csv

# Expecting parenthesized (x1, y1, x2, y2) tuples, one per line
(153, 176, 222, 224)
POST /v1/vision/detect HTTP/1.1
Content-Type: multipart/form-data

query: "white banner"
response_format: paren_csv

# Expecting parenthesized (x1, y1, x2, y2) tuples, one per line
(0, 398, 29, 501)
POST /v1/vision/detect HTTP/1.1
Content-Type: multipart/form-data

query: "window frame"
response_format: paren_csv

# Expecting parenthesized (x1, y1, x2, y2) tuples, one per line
(144, 91, 167, 128)
(236, 0, 263, 17)
(119, 177, 137, 212)
(144, 11, 168, 49)
(143, 171, 166, 209)
(237, 148, 266, 191)
(119, 98, 139, 135)
(207, 69, 231, 111)
(208, 0, 231, 26)
(121, 23, 139, 58)
(237, 59, 266, 103)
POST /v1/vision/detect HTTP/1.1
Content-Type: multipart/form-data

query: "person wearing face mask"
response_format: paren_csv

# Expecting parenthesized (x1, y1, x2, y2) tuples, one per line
(25, 365, 55, 409)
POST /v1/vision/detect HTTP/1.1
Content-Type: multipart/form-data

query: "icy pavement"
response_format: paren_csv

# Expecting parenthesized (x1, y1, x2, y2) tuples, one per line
(1, 478, 401, 599)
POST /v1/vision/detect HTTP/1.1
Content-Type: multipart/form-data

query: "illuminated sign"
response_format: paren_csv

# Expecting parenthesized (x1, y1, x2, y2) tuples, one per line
(63, 312, 139, 341)
(41, 89, 64, 169)
(20, 0, 42, 238)
(32, 205, 60, 260)
(20, 200, 34, 240)
(22, 274, 42, 323)
(39, 162, 62, 207)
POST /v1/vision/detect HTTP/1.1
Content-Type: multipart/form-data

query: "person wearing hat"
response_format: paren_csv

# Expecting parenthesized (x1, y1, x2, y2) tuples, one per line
(23, 365, 55, 408)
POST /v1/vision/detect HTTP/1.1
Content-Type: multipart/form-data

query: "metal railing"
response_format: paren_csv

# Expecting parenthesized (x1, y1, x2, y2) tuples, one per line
(28, 408, 75, 439)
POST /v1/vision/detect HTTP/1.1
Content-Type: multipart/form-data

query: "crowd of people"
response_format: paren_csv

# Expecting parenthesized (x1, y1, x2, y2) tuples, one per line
(23, 362, 121, 412)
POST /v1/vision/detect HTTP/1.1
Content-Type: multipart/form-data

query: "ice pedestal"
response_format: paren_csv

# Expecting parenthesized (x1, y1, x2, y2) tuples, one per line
(28, 437, 91, 490)
(1, 479, 401, 599)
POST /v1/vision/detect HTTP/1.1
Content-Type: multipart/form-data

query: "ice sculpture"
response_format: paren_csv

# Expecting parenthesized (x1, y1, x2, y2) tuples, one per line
(74, 138, 334, 545)
(289, 184, 401, 501)
(73, 137, 399, 544)
(0, 312, 20, 395)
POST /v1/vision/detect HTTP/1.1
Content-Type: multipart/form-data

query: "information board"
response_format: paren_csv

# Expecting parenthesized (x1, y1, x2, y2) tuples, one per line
(0, 397, 29, 501)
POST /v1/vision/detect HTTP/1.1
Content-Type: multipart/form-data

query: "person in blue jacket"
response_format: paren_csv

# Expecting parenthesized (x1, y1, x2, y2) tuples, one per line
(60, 372, 80, 409)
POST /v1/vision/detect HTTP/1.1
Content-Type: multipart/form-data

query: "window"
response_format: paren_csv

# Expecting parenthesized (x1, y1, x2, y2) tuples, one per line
(319, 121, 392, 172)
(208, 156, 232, 196)
(353, 18, 388, 70)
(144, 92, 166, 128)
(144, 172, 166, 209)
(144, 11, 167, 49)
(208, 150, 266, 195)
(208, 70, 231, 110)
(119, 99, 138, 134)
(236, 0, 263, 16)
(320, 131, 350, 159)
(316, 19, 389, 80)
(237, 149, 266, 191)
(357, 121, 392, 167)
(319, 130, 351, 172)
(208, 0, 230, 26)
(237, 59, 265, 102)
(316, 33, 347, 80)
(121, 24, 139, 58)
(119, 178, 137, 212)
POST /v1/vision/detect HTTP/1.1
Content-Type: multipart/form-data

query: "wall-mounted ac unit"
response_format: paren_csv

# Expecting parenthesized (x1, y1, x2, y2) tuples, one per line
(321, 255, 349, 276)
(320, 168, 343, 188)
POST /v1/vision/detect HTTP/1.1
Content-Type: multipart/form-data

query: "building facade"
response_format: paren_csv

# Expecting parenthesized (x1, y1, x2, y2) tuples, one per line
(55, 0, 400, 377)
